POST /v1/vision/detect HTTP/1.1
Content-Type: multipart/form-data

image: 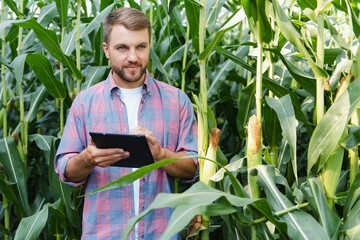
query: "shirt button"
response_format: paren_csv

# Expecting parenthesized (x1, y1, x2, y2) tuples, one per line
(141, 234, 144, 238)
(142, 178, 146, 182)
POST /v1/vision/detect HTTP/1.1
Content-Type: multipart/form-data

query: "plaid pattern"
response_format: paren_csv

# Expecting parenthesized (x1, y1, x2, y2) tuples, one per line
(55, 72, 198, 240)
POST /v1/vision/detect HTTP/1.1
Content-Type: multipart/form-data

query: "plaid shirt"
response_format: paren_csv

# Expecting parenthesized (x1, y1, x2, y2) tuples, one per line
(55, 72, 198, 240)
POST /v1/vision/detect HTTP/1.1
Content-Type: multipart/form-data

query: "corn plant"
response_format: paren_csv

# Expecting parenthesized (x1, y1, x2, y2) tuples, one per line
(1, 0, 360, 239)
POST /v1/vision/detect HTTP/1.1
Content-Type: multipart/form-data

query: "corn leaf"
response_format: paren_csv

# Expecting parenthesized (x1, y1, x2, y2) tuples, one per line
(266, 95, 298, 183)
(26, 53, 66, 99)
(198, 8, 245, 61)
(88, 157, 185, 195)
(4, 0, 24, 18)
(0, 179, 26, 217)
(341, 126, 360, 149)
(122, 182, 255, 240)
(0, 137, 30, 216)
(215, 45, 313, 134)
(308, 76, 360, 173)
(161, 203, 236, 240)
(272, 0, 328, 79)
(257, 165, 329, 239)
(13, 18, 82, 79)
(343, 172, 360, 222)
(14, 203, 49, 240)
(81, 66, 108, 90)
(80, 3, 115, 38)
(341, 171, 360, 237)
(302, 177, 341, 239)
(55, 0, 69, 28)
(184, 0, 200, 54)
(22, 3, 58, 50)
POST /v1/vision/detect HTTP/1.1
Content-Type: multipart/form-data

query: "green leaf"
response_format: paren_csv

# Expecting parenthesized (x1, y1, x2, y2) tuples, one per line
(208, 45, 249, 98)
(205, 0, 226, 34)
(13, 18, 82, 79)
(48, 139, 81, 228)
(236, 82, 256, 138)
(14, 87, 48, 136)
(341, 126, 360, 149)
(342, 189, 360, 237)
(266, 95, 298, 182)
(80, 3, 115, 38)
(4, 0, 24, 18)
(22, 4, 58, 51)
(272, 0, 328, 79)
(302, 177, 341, 239)
(25, 87, 48, 123)
(14, 203, 49, 240)
(63, 24, 87, 55)
(55, 0, 69, 28)
(0, 137, 30, 216)
(122, 182, 255, 240)
(308, 76, 360, 173)
(215, 45, 313, 134)
(184, 0, 200, 54)
(324, 15, 349, 49)
(26, 53, 66, 99)
(250, 199, 289, 238)
(243, 0, 273, 43)
(257, 165, 329, 239)
(343, 172, 360, 221)
(162, 203, 236, 240)
(265, 47, 316, 97)
(81, 66, 108, 90)
(150, 49, 172, 84)
(88, 157, 185, 195)
(199, 8, 245, 61)
(297, 0, 316, 10)
(0, 179, 27, 217)
(12, 54, 27, 88)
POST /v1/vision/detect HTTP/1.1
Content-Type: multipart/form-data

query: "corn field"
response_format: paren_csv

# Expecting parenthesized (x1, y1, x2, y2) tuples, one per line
(1, 0, 360, 239)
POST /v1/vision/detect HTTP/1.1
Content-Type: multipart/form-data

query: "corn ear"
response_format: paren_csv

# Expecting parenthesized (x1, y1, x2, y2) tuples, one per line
(200, 128, 221, 186)
(247, 115, 262, 198)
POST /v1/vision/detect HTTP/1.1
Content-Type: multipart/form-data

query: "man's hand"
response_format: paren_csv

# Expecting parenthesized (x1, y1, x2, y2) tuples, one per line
(65, 139, 130, 182)
(130, 126, 196, 179)
(130, 126, 164, 160)
(83, 139, 130, 167)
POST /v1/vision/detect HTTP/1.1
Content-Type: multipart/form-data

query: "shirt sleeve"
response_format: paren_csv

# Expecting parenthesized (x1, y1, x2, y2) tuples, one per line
(177, 91, 199, 181)
(54, 97, 87, 186)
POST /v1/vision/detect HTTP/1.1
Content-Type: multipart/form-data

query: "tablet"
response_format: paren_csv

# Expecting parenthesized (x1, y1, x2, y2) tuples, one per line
(89, 132, 154, 168)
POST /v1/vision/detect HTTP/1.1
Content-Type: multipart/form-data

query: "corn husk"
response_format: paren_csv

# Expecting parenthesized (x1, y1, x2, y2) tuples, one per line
(201, 128, 221, 186)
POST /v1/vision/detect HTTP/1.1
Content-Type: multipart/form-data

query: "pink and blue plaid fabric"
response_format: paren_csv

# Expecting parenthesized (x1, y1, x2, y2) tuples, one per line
(55, 71, 198, 240)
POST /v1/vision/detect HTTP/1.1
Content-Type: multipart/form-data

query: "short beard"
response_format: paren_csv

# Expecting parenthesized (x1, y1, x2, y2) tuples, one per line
(113, 65, 147, 84)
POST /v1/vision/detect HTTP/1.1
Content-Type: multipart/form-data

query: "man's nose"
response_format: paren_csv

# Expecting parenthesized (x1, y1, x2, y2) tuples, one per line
(128, 48, 138, 61)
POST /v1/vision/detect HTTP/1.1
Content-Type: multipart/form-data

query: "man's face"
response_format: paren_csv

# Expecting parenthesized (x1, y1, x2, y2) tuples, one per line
(103, 24, 150, 88)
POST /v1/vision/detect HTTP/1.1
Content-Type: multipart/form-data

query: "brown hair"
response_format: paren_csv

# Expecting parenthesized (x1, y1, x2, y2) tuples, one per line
(103, 7, 151, 44)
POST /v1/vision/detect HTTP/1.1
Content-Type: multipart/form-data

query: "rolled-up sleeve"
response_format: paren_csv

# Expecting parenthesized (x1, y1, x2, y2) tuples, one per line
(54, 96, 87, 186)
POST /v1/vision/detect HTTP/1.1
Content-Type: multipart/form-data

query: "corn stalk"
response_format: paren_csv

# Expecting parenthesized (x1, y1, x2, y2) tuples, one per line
(1, 1, 9, 239)
(75, 0, 82, 97)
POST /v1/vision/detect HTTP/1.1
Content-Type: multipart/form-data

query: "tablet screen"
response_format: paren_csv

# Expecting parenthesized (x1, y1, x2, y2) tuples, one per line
(89, 132, 154, 168)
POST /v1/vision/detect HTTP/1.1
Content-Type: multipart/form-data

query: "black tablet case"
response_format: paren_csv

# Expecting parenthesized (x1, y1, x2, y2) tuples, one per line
(89, 132, 154, 168)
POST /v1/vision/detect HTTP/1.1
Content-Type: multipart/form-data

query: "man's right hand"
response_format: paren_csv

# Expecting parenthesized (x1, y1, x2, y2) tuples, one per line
(64, 139, 130, 182)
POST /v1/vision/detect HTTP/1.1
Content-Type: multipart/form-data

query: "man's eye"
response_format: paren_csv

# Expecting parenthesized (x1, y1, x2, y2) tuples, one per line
(117, 46, 126, 50)
(138, 45, 146, 49)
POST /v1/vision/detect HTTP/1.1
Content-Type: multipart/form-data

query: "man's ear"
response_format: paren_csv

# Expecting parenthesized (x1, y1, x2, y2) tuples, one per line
(102, 42, 109, 59)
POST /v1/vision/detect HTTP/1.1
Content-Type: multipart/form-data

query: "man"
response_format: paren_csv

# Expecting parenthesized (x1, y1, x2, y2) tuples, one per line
(55, 7, 198, 240)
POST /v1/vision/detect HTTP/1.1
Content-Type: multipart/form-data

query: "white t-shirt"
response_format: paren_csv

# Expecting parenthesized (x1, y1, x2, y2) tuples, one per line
(119, 86, 143, 239)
